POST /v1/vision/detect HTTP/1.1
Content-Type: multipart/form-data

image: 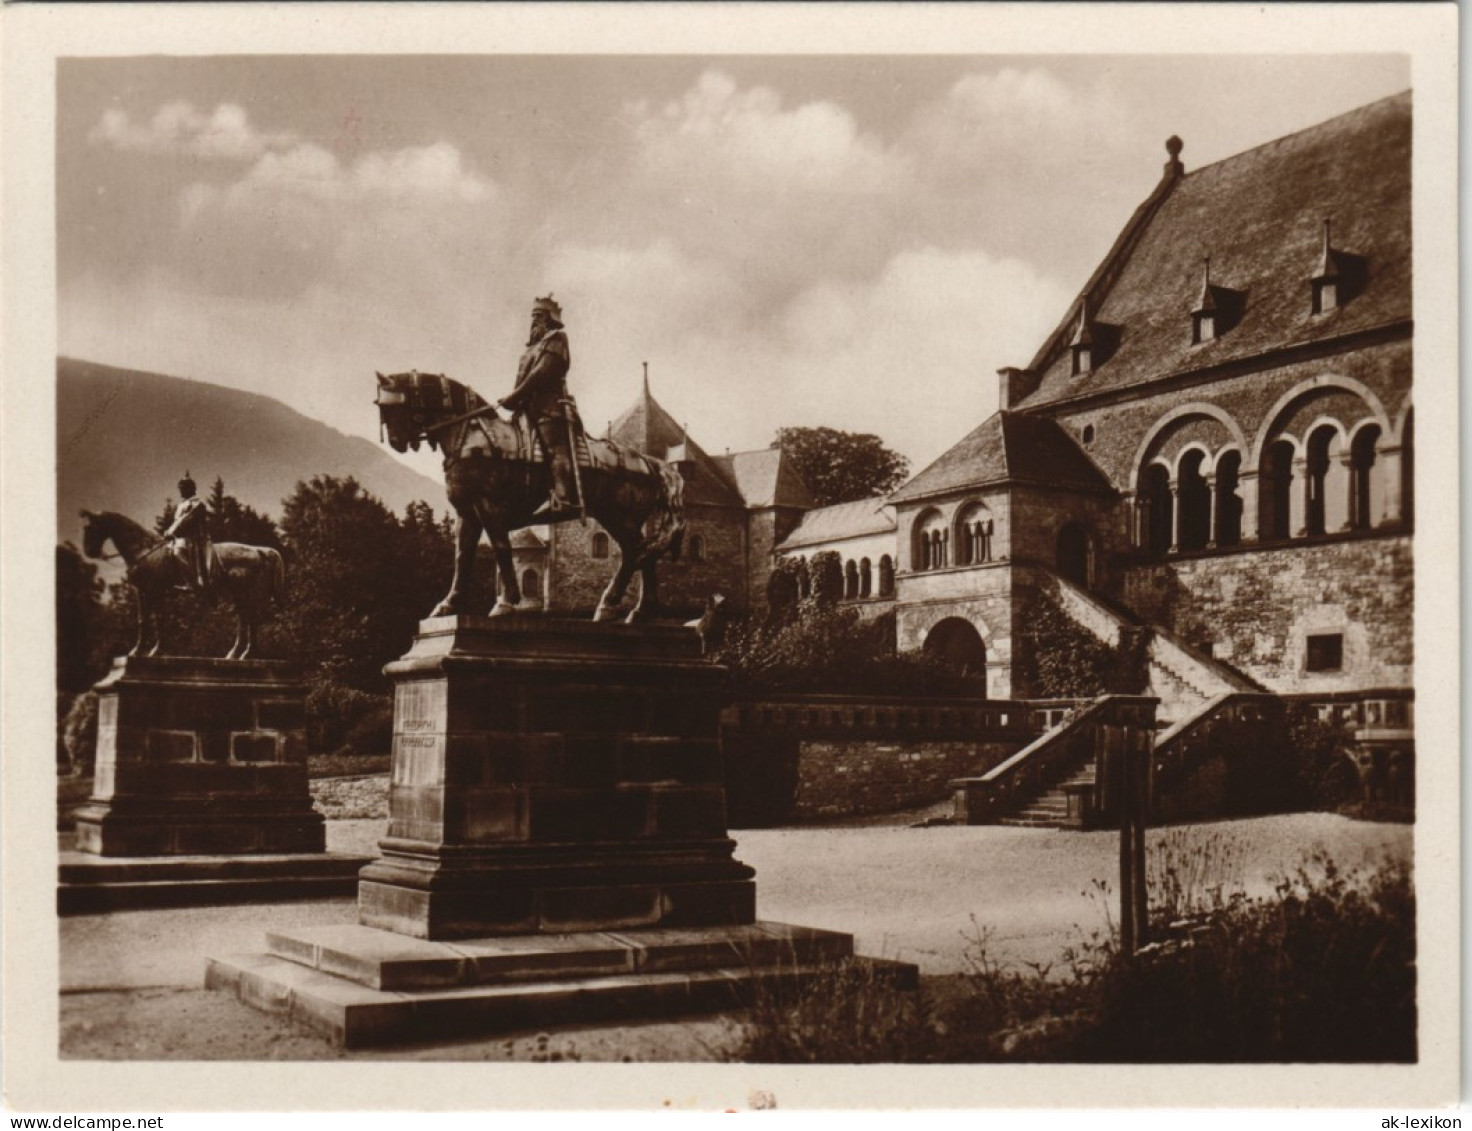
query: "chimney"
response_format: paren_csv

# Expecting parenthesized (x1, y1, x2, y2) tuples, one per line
(997, 367, 1032, 410)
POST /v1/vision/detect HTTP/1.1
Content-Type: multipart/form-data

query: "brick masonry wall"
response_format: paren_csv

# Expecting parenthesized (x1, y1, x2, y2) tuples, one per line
(1118, 534, 1412, 693)
(794, 739, 1018, 820)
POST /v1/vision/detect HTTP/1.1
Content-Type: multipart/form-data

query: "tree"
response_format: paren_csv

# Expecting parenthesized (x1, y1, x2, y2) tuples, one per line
(772, 426, 910, 507)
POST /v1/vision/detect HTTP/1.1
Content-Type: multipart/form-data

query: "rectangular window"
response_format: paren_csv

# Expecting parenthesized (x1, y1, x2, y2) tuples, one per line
(1305, 634, 1344, 672)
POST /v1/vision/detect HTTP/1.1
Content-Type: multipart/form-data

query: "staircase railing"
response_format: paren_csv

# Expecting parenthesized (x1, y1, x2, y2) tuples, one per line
(1151, 691, 1284, 819)
(950, 694, 1158, 825)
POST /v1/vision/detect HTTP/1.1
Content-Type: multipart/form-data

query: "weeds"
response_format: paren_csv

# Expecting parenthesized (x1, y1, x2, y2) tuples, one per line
(728, 850, 1414, 1064)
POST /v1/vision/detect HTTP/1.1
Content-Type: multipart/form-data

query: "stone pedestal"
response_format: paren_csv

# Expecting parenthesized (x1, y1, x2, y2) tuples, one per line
(357, 617, 756, 939)
(73, 656, 325, 856)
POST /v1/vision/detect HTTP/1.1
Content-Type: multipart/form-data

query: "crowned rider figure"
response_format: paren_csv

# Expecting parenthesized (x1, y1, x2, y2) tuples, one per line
(165, 473, 215, 592)
(498, 294, 577, 519)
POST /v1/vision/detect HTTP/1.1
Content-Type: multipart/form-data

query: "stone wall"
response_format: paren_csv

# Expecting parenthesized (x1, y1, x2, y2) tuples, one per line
(1117, 534, 1412, 693)
(792, 739, 1019, 821)
(547, 502, 746, 617)
(894, 564, 1015, 697)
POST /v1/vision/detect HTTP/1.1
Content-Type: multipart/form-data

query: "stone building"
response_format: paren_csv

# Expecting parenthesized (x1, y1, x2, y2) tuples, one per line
(776, 93, 1413, 727)
(514, 375, 814, 617)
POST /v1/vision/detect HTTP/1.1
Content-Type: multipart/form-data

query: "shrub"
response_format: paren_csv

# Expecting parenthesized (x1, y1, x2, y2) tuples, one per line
(305, 680, 391, 755)
(713, 605, 985, 697)
(730, 959, 939, 1063)
(1015, 594, 1142, 698)
(59, 692, 99, 775)
(341, 704, 395, 757)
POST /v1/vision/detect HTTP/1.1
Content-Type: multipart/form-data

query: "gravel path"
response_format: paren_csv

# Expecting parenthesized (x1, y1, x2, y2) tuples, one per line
(59, 811, 1411, 1060)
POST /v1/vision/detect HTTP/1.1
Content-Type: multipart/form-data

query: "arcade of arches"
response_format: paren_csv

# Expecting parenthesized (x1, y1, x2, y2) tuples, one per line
(1132, 397, 1410, 557)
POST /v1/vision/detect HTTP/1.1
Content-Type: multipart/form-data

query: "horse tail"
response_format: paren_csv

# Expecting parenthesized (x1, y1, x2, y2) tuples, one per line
(638, 457, 686, 566)
(270, 548, 286, 603)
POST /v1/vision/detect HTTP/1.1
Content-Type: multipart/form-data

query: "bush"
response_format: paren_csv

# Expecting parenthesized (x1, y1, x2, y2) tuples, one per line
(306, 680, 391, 755)
(713, 605, 985, 697)
(59, 691, 98, 775)
(1015, 594, 1144, 698)
(341, 705, 395, 757)
(728, 851, 1414, 1063)
(730, 959, 939, 1063)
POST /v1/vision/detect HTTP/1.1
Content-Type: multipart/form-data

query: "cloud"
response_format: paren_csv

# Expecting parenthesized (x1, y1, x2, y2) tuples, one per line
(628, 70, 909, 197)
(89, 101, 298, 161)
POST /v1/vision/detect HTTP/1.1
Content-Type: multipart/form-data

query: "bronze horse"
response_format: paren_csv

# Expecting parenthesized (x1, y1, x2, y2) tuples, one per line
(80, 509, 285, 659)
(374, 371, 685, 622)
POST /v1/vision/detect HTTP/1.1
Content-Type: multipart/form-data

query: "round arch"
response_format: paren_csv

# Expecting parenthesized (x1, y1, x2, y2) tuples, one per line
(922, 617, 987, 676)
(1128, 402, 1250, 492)
(1170, 441, 1216, 480)
(1248, 375, 1392, 469)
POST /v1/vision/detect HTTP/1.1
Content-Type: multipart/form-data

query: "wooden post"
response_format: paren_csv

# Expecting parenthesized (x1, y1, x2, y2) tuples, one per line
(1117, 714, 1151, 957)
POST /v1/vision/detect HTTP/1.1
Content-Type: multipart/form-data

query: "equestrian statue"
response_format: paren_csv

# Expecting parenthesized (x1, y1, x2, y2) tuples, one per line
(80, 475, 285, 659)
(375, 317, 684, 624)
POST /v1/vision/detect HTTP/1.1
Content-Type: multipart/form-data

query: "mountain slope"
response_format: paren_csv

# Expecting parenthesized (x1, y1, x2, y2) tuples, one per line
(57, 358, 447, 544)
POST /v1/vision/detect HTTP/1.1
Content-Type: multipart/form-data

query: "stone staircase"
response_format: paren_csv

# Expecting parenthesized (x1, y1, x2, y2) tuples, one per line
(952, 568, 1275, 829)
(999, 759, 1098, 828)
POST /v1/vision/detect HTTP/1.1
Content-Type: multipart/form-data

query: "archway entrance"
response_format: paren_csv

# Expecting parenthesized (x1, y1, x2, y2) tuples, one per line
(923, 617, 987, 676)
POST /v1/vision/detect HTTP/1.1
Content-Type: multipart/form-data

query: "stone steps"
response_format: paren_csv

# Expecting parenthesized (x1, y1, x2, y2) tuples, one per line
(58, 850, 370, 914)
(207, 921, 916, 1048)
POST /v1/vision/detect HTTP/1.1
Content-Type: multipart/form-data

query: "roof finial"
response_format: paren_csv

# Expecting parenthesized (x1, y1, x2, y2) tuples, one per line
(1164, 135, 1185, 178)
(642, 361, 650, 397)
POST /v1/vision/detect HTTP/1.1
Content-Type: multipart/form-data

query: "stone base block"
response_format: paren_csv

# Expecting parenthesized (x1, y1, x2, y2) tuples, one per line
(73, 802, 325, 857)
(58, 850, 371, 913)
(206, 921, 916, 1048)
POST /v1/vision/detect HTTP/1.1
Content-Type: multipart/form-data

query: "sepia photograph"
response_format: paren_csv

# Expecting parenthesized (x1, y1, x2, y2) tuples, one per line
(2, 1, 1459, 1114)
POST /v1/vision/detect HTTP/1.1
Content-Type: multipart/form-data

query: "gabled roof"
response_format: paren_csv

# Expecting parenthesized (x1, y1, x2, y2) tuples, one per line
(889, 411, 1112, 504)
(1014, 92, 1411, 410)
(777, 497, 895, 552)
(607, 378, 743, 507)
(712, 448, 816, 509)
(510, 528, 547, 551)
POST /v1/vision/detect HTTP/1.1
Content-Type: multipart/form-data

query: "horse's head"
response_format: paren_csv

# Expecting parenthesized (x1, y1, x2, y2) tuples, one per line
(79, 509, 105, 559)
(375, 371, 424, 453)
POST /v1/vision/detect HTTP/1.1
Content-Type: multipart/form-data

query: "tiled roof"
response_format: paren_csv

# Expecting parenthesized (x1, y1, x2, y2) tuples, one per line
(510, 528, 546, 550)
(889, 411, 1112, 503)
(713, 448, 816, 509)
(777, 497, 896, 551)
(607, 381, 743, 507)
(1014, 92, 1411, 409)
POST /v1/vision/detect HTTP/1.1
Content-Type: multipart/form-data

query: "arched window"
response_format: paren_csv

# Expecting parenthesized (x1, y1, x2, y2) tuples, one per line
(1349, 425, 1382, 530)
(1260, 440, 1296, 541)
(591, 531, 610, 559)
(878, 555, 894, 597)
(1215, 450, 1243, 547)
(859, 558, 872, 598)
(1305, 424, 1348, 535)
(1176, 449, 1211, 551)
(955, 503, 993, 565)
(1140, 464, 1173, 557)
(912, 509, 946, 571)
(688, 533, 705, 562)
(844, 560, 859, 599)
(521, 568, 541, 599)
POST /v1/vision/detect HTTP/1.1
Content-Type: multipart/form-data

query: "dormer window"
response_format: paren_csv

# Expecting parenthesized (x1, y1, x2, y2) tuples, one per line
(1310, 218, 1366, 315)
(1190, 257, 1244, 344)
(1069, 295, 1116, 376)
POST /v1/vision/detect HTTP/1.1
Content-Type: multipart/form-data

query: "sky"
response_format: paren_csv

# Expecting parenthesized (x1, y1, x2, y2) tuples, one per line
(58, 54, 1411, 480)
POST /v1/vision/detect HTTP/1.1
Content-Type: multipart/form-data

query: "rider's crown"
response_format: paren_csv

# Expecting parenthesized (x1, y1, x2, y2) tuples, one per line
(532, 294, 563, 323)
